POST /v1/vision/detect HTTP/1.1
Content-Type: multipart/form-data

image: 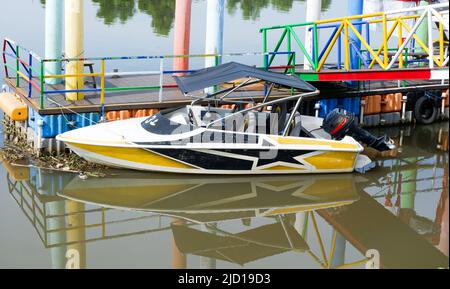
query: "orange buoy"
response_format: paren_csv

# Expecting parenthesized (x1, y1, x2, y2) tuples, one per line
(362, 95, 382, 115)
(381, 93, 402, 113)
(0, 92, 28, 121)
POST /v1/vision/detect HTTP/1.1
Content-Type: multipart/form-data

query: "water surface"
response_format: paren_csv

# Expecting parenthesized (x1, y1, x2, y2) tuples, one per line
(0, 122, 448, 269)
(0, 0, 448, 269)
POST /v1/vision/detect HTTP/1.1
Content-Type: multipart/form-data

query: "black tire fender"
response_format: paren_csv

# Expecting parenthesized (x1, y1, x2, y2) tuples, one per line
(414, 96, 438, 125)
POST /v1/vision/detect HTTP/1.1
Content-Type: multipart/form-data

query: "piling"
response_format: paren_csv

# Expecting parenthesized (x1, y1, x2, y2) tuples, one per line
(205, 0, 224, 67)
(416, 0, 429, 55)
(304, 0, 322, 70)
(44, 0, 63, 85)
(347, 0, 364, 70)
(173, 0, 192, 75)
(65, 0, 85, 100)
(204, 0, 225, 93)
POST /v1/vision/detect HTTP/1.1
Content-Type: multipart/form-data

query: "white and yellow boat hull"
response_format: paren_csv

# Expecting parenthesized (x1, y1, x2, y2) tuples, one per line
(57, 117, 365, 175)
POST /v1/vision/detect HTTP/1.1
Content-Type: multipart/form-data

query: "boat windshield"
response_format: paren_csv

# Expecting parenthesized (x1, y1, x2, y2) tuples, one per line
(141, 113, 195, 135)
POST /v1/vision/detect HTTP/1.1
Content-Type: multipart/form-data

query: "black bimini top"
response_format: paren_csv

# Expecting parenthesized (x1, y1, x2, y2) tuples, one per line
(174, 62, 317, 94)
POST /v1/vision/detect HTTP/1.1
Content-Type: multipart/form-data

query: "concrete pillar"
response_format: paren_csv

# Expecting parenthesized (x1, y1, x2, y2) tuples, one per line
(304, 0, 322, 70)
(66, 201, 86, 269)
(173, 0, 192, 75)
(46, 201, 67, 269)
(205, 0, 225, 67)
(348, 0, 364, 70)
(416, 1, 429, 55)
(44, 0, 63, 85)
(65, 0, 84, 101)
(204, 0, 225, 94)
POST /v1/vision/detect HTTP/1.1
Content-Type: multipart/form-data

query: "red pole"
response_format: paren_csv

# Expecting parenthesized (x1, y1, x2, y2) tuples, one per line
(173, 0, 192, 76)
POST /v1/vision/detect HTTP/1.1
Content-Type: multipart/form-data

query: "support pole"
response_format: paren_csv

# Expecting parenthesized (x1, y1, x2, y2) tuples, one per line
(65, 0, 84, 101)
(304, 0, 321, 70)
(46, 200, 67, 269)
(416, 1, 429, 55)
(173, 0, 192, 76)
(204, 0, 224, 93)
(66, 201, 86, 269)
(205, 0, 224, 67)
(347, 0, 364, 70)
(45, 0, 63, 85)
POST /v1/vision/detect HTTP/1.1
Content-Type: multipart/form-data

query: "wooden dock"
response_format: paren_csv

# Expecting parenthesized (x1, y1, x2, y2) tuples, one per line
(6, 69, 448, 116)
(5, 74, 293, 115)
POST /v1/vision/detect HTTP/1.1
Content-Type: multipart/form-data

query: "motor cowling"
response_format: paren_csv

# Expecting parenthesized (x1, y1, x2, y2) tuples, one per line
(322, 108, 396, 152)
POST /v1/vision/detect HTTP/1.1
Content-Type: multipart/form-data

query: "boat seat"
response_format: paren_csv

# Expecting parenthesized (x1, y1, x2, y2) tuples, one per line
(300, 115, 332, 140)
(289, 114, 303, 137)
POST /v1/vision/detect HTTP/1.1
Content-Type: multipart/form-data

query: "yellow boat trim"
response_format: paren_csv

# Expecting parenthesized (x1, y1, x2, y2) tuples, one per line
(264, 201, 355, 216)
(270, 136, 359, 150)
(303, 151, 357, 170)
(64, 184, 197, 208)
(262, 165, 305, 171)
(68, 143, 196, 169)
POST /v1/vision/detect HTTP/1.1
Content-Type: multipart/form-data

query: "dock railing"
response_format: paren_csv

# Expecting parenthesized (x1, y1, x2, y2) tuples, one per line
(2, 38, 296, 113)
(6, 172, 178, 249)
(260, 2, 449, 72)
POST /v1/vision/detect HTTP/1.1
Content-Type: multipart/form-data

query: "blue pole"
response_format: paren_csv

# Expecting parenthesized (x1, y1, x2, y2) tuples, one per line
(347, 0, 363, 70)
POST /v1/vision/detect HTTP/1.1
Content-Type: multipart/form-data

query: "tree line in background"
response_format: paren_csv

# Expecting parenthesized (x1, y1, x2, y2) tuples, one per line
(40, 0, 332, 36)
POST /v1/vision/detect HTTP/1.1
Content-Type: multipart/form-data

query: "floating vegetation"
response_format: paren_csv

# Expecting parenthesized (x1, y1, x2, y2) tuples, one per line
(1, 118, 109, 178)
(0, 144, 109, 178)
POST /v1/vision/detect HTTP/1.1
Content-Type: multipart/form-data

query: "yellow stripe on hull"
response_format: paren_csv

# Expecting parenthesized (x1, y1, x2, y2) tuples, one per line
(303, 151, 357, 170)
(270, 136, 360, 150)
(66, 142, 358, 174)
(262, 165, 305, 171)
(67, 142, 195, 169)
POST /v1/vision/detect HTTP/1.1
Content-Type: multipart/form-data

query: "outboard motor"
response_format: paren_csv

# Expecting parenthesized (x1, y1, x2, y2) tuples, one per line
(323, 108, 395, 152)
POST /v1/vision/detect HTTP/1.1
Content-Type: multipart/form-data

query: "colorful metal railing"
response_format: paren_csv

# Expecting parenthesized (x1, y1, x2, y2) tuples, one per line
(2, 37, 295, 113)
(6, 172, 176, 249)
(260, 2, 449, 72)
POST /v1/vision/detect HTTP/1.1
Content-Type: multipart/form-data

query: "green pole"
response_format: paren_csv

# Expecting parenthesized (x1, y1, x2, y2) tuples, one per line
(40, 60, 45, 109)
(401, 159, 417, 210)
(289, 26, 316, 70)
(263, 29, 268, 67)
(268, 28, 288, 67)
(313, 24, 319, 70)
(287, 28, 292, 67)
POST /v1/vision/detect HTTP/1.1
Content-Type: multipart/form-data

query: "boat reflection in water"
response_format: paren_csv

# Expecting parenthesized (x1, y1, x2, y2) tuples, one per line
(61, 173, 360, 268)
(2, 123, 448, 269)
(4, 161, 362, 269)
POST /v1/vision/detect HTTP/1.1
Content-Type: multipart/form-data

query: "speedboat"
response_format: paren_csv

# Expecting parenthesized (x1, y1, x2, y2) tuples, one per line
(57, 62, 395, 175)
